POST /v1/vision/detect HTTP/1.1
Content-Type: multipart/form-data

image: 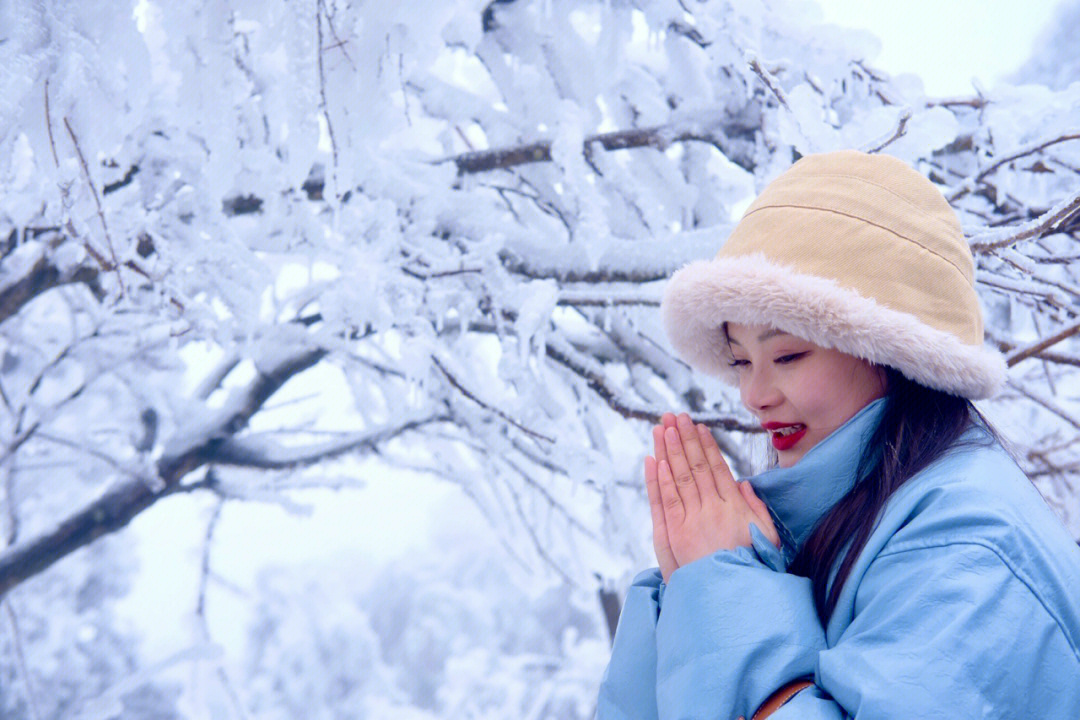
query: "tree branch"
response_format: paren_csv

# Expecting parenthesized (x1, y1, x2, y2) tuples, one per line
(862, 109, 911, 154)
(948, 131, 1080, 201)
(1004, 319, 1080, 367)
(544, 336, 761, 432)
(0, 249, 102, 325)
(210, 414, 449, 469)
(447, 120, 757, 175)
(0, 346, 327, 599)
(1006, 377, 1080, 431)
(969, 188, 1080, 252)
(747, 56, 790, 111)
(432, 354, 555, 443)
(64, 118, 120, 273)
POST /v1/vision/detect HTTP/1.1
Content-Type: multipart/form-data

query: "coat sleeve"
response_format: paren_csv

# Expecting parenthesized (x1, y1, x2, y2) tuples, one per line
(655, 539, 1080, 720)
(596, 568, 665, 720)
(655, 545, 829, 720)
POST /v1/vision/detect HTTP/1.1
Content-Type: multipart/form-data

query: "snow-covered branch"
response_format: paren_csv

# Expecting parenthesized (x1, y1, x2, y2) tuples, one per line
(948, 131, 1080, 201)
(0, 241, 102, 324)
(969, 188, 1080, 252)
(446, 117, 760, 176)
(210, 414, 450, 469)
(0, 345, 327, 598)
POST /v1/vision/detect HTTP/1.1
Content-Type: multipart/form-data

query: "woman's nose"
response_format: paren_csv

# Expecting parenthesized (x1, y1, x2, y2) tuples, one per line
(741, 366, 782, 412)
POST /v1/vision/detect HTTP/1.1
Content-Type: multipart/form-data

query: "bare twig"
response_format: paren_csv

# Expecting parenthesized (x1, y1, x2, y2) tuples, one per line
(862, 109, 912, 154)
(1005, 319, 1080, 367)
(747, 56, 790, 111)
(1006, 378, 1080, 430)
(499, 471, 575, 586)
(318, 0, 355, 69)
(63, 118, 120, 273)
(35, 432, 150, 482)
(3, 600, 43, 720)
(447, 122, 750, 175)
(315, 0, 340, 195)
(432, 355, 555, 443)
(988, 328, 1080, 368)
(948, 131, 1080, 201)
(43, 80, 59, 168)
(210, 414, 449, 469)
(545, 336, 761, 432)
(194, 498, 250, 720)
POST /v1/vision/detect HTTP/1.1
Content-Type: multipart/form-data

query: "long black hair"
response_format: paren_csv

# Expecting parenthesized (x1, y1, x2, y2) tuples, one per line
(787, 367, 1001, 626)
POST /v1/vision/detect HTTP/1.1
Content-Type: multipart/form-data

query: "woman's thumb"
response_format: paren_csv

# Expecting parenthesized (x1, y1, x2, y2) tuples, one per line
(739, 481, 780, 547)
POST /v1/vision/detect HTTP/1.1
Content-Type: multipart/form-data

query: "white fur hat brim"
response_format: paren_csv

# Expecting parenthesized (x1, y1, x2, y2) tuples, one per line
(662, 253, 1006, 399)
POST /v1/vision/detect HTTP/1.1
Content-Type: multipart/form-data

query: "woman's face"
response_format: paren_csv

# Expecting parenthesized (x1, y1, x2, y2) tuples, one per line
(725, 322, 887, 468)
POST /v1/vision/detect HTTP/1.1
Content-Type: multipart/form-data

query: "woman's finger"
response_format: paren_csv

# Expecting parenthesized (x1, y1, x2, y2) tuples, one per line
(695, 423, 739, 501)
(675, 414, 719, 503)
(663, 426, 701, 509)
(739, 481, 781, 548)
(653, 424, 668, 467)
(655, 458, 685, 526)
(653, 413, 677, 465)
(645, 456, 677, 579)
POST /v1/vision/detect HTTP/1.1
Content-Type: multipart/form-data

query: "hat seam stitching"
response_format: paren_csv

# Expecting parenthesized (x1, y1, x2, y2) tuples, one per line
(739, 203, 970, 281)
(769, 171, 955, 233)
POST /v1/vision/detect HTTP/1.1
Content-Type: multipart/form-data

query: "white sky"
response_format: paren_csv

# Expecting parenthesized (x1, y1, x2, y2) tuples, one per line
(814, 0, 1061, 96)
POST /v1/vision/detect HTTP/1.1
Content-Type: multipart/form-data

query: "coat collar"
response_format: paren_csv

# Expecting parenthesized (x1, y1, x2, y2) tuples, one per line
(750, 397, 887, 557)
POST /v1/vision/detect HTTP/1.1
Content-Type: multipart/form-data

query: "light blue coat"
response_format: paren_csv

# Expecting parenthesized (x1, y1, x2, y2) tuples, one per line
(598, 398, 1080, 719)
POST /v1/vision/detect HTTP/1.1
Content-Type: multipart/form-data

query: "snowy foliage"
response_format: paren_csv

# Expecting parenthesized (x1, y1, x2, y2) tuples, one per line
(1, 0, 1079, 716)
(243, 531, 607, 719)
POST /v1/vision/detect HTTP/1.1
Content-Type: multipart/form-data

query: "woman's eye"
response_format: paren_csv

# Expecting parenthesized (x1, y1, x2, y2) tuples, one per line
(728, 358, 749, 368)
(776, 352, 807, 364)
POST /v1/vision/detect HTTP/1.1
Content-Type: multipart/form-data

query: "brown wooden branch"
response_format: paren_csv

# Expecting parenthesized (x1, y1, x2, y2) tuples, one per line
(0, 346, 327, 599)
(991, 336, 1080, 369)
(43, 80, 60, 168)
(1005, 320, 1080, 367)
(863, 109, 911, 154)
(64, 118, 120, 273)
(452, 126, 664, 174)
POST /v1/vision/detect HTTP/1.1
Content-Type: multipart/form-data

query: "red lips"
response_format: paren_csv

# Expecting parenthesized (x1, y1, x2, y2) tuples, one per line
(763, 422, 807, 451)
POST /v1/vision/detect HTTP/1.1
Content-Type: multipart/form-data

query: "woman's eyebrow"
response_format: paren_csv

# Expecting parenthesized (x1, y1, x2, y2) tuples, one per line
(727, 329, 791, 347)
(758, 329, 791, 342)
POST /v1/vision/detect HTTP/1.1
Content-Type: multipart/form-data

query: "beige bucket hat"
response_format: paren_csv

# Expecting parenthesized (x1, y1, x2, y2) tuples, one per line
(661, 150, 1005, 399)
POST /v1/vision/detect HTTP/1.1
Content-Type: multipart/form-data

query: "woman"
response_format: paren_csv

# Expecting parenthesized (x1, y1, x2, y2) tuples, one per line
(597, 150, 1080, 719)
